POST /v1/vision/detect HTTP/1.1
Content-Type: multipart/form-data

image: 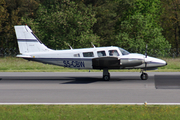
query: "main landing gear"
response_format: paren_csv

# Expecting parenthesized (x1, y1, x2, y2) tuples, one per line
(103, 69, 110, 81)
(140, 70, 148, 80)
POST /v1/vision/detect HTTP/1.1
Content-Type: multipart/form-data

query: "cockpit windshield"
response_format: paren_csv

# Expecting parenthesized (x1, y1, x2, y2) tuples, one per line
(119, 48, 130, 55)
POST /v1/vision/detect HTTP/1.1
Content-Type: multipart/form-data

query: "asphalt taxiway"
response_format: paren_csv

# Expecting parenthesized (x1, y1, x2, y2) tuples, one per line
(0, 72, 180, 104)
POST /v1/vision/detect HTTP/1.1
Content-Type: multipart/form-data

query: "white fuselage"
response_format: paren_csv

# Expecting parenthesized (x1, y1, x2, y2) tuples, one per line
(17, 46, 167, 70)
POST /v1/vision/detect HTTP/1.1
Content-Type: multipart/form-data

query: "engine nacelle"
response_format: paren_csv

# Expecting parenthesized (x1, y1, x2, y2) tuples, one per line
(92, 57, 144, 69)
(120, 58, 144, 67)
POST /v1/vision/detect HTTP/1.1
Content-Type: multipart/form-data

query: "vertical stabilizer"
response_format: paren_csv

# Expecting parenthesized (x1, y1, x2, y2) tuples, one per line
(14, 25, 51, 54)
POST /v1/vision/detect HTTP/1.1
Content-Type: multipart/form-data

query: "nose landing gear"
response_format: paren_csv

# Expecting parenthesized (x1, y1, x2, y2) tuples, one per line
(140, 69, 148, 80)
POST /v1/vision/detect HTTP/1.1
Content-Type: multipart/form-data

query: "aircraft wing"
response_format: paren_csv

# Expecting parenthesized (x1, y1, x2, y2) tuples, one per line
(92, 57, 120, 69)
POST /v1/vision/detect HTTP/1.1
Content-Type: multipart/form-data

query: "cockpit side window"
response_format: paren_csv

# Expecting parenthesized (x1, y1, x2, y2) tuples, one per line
(97, 51, 106, 57)
(119, 48, 129, 55)
(108, 50, 119, 56)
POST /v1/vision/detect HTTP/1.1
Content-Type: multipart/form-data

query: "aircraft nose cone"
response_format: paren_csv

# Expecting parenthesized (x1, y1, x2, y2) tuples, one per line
(159, 59, 167, 67)
(145, 56, 167, 67)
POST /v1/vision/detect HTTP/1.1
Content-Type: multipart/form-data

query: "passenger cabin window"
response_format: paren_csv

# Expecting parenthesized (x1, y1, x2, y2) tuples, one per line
(74, 53, 80, 57)
(97, 51, 106, 57)
(83, 52, 94, 57)
(109, 50, 119, 56)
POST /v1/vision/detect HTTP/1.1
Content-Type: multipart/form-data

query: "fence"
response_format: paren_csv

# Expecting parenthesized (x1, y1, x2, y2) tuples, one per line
(128, 48, 180, 58)
(0, 48, 179, 58)
(0, 48, 19, 57)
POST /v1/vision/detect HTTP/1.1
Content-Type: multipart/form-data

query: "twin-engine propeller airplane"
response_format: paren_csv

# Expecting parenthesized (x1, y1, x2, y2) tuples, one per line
(14, 25, 167, 81)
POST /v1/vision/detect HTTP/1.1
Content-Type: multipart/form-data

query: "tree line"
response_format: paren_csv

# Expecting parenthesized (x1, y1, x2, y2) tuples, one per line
(0, 0, 179, 56)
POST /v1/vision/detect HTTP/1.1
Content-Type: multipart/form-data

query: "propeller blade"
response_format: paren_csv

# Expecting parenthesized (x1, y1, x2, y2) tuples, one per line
(144, 44, 148, 71)
(145, 44, 148, 58)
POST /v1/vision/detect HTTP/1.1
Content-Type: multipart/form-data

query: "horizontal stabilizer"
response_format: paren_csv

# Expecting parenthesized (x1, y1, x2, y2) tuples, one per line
(16, 55, 32, 58)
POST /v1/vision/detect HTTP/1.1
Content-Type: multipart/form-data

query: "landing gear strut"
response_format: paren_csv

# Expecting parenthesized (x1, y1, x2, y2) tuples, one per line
(103, 69, 110, 81)
(140, 70, 148, 80)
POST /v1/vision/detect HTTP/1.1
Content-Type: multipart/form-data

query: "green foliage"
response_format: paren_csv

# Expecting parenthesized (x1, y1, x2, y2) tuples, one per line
(90, 0, 118, 46)
(116, 13, 171, 56)
(0, 0, 176, 56)
(133, 0, 161, 16)
(23, 0, 99, 49)
(161, 0, 180, 56)
(0, 0, 9, 48)
(0, 0, 8, 33)
(0, 0, 39, 49)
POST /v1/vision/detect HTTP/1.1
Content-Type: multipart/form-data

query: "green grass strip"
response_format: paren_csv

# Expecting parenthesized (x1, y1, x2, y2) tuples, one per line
(0, 105, 180, 120)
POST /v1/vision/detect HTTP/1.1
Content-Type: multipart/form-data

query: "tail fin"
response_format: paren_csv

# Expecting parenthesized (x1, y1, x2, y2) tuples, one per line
(14, 25, 51, 54)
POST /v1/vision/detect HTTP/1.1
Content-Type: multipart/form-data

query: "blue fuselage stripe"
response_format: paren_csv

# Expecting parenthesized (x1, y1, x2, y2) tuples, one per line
(24, 58, 90, 68)
(18, 39, 38, 42)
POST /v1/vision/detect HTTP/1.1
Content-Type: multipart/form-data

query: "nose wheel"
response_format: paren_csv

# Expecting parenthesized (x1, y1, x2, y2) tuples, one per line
(140, 72, 148, 80)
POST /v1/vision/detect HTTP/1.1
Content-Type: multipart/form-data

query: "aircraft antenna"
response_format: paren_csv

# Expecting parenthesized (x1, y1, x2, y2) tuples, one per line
(91, 42, 96, 48)
(67, 43, 73, 50)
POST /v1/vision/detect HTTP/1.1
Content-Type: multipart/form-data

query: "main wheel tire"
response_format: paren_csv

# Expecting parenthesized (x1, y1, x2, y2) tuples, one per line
(140, 73, 148, 80)
(103, 75, 110, 81)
